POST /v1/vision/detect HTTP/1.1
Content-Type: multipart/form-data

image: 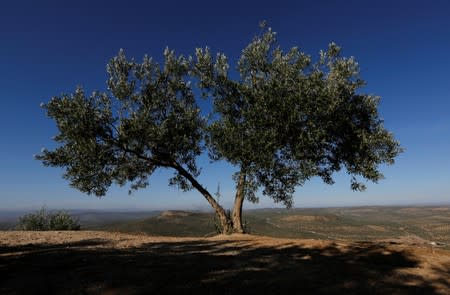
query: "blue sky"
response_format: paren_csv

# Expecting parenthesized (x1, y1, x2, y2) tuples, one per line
(1, 0, 449, 211)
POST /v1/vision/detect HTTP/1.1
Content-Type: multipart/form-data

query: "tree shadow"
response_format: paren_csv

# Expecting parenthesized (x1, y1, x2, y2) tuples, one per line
(0, 238, 448, 294)
(0, 238, 110, 255)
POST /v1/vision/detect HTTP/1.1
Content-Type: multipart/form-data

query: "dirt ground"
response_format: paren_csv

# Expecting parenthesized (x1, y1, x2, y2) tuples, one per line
(1, 231, 450, 294)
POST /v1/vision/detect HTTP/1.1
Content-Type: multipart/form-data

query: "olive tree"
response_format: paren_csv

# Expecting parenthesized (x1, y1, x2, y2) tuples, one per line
(37, 26, 402, 234)
(193, 26, 402, 232)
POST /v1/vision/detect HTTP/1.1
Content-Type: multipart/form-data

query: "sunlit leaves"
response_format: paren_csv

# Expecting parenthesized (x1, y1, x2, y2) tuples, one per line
(194, 26, 402, 207)
(38, 25, 402, 211)
(38, 49, 204, 196)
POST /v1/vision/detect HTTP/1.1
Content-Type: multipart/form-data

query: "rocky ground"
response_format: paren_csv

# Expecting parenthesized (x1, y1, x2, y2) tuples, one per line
(1, 231, 450, 294)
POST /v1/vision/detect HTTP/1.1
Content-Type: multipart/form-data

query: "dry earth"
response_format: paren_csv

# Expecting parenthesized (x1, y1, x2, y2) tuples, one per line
(1, 231, 450, 294)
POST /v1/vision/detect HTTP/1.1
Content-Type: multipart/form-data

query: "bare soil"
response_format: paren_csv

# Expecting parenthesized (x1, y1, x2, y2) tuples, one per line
(1, 231, 450, 294)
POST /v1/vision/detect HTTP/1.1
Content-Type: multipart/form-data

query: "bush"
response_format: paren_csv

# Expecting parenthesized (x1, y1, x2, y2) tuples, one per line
(49, 211, 81, 230)
(16, 207, 80, 231)
(16, 207, 49, 231)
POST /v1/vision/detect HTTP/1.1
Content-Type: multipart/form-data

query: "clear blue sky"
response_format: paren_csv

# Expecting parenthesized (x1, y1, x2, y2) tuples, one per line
(1, 0, 449, 211)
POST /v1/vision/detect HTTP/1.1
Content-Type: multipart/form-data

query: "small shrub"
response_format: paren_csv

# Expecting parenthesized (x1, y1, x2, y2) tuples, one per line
(49, 211, 81, 230)
(16, 207, 49, 231)
(16, 207, 80, 231)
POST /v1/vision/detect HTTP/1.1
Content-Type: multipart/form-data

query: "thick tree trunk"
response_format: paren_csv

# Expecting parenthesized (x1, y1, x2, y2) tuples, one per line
(232, 171, 246, 233)
(172, 162, 232, 234)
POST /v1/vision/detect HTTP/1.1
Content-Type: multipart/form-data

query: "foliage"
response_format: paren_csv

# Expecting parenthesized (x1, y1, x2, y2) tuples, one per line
(49, 210, 82, 230)
(36, 24, 402, 233)
(16, 207, 49, 231)
(16, 207, 81, 231)
(194, 25, 402, 208)
(37, 49, 203, 196)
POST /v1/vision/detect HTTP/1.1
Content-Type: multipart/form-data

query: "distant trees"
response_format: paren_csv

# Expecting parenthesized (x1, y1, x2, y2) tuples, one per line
(37, 24, 402, 234)
(16, 207, 81, 231)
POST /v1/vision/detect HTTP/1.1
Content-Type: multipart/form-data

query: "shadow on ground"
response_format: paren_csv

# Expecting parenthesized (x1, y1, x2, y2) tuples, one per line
(0, 238, 448, 294)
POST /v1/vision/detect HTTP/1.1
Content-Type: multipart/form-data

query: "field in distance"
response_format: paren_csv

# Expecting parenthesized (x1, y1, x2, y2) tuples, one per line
(81, 206, 450, 248)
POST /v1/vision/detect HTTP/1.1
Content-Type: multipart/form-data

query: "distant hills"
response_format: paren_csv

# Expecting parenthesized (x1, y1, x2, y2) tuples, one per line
(1, 207, 450, 248)
(92, 206, 450, 248)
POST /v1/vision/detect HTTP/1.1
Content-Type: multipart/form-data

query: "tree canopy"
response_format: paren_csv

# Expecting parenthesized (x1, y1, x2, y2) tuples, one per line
(37, 25, 402, 233)
(39, 48, 204, 195)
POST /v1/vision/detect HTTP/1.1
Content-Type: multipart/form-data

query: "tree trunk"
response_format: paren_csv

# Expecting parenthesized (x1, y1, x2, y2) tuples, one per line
(232, 171, 245, 233)
(172, 161, 232, 234)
